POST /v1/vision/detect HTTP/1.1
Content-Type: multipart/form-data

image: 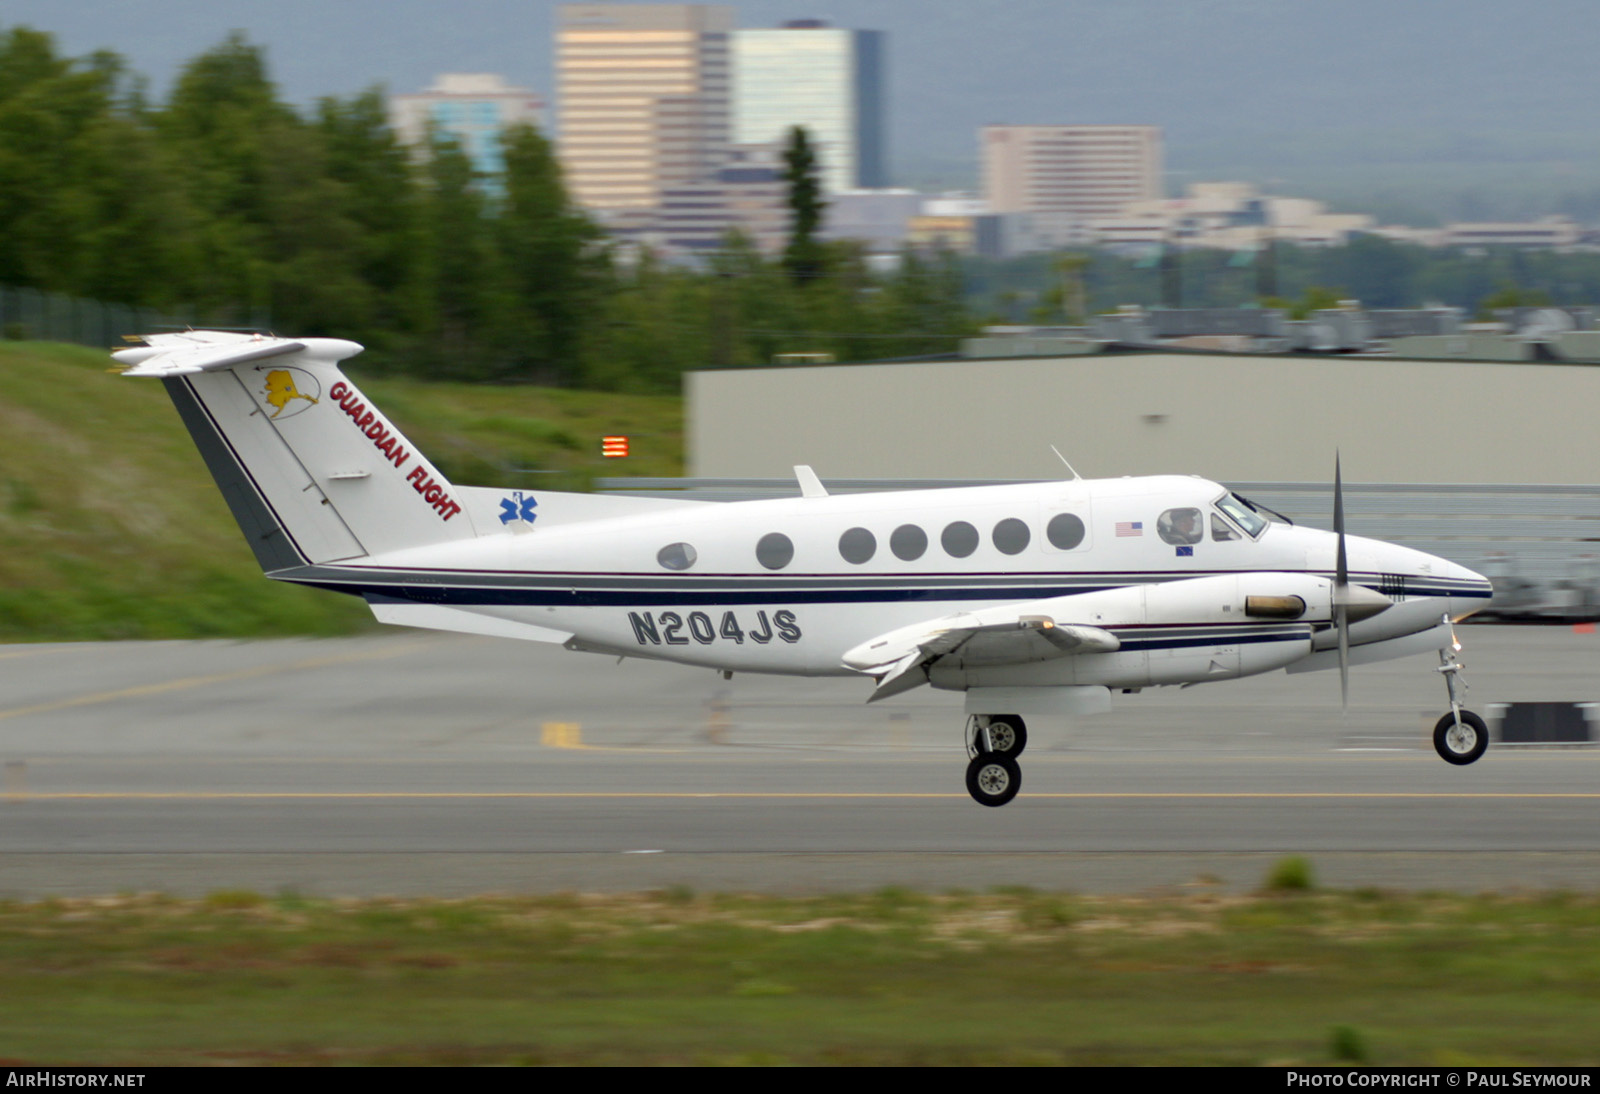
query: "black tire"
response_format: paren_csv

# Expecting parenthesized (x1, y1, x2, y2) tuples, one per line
(966, 753, 1021, 807)
(982, 715, 1028, 759)
(1433, 710, 1488, 766)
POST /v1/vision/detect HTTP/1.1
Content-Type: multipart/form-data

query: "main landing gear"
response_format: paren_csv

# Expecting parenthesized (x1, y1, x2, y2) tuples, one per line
(1433, 636, 1487, 765)
(965, 714, 1027, 807)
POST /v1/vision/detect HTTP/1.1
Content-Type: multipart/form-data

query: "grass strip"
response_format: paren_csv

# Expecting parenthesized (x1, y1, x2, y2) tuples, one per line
(0, 342, 683, 642)
(0, 886, 1597, 1066)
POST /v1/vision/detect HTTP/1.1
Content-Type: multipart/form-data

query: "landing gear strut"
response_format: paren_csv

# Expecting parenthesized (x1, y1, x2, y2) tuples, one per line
(964, 714, 1027, 807)
(1433, 627, 1487, 765)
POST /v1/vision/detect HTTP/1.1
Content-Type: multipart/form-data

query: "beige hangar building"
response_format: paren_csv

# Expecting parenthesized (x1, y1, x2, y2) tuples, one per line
(687, 349, 1600, 486)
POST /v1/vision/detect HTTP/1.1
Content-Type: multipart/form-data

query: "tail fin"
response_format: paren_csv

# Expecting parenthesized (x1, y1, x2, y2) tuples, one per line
(117, 331, 474, 569)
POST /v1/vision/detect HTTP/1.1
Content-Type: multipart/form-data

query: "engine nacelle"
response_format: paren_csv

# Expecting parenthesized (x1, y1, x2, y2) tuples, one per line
(929, 572, 1325, 691)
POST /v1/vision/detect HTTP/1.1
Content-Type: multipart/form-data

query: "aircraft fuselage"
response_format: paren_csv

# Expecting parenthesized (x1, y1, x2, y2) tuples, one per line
(283, 475, 1491, 687)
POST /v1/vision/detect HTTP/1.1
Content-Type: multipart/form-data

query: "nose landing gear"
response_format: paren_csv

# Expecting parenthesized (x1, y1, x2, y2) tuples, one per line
(1433, 625, 1486, 765)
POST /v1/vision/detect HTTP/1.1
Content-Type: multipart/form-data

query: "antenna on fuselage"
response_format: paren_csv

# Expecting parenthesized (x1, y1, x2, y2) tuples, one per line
(1049, 446, 1083, 481)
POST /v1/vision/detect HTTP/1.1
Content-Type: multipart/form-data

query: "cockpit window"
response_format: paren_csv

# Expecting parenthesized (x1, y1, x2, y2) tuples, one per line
(1157, 507, 1203, 545)
(1234, 492, 1293, 526)
(1210, 513, 1242, 541)
(1215, 493, 1268, 538)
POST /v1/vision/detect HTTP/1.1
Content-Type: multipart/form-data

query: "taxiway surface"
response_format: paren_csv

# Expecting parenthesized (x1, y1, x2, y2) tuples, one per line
(1, 626, 1596, 896)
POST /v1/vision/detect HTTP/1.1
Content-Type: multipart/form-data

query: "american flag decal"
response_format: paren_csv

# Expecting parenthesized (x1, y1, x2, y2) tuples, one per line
(1116, 521, 1143, 537)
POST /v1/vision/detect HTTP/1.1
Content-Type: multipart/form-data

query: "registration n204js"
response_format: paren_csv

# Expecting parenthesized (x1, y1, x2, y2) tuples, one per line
(628, 610, 800, 646)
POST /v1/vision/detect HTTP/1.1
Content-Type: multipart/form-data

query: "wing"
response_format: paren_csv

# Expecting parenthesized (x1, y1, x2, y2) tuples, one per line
(842, 605, 1120, 703)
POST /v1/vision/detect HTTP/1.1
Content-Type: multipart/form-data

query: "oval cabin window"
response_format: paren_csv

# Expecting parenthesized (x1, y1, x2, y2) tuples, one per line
(1046, 512, 1085, 550)
(756, 532, 794, 570)
(890, 524, 928, 561)
(992, 518, 1031, 555)
(839, 527, 876, 564)
(941, 521, 979, 558)
(657, 542, 697, 571)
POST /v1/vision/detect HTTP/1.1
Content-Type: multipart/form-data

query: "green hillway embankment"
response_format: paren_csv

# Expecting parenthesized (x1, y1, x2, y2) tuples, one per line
(0, 341, 683, 643)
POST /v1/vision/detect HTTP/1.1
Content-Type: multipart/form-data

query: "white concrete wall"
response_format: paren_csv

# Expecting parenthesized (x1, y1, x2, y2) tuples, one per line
(687, 352, 1600, 484)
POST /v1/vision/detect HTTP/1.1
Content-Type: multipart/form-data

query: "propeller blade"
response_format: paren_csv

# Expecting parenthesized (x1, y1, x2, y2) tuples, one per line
(1337, 603, 1350, 710)
(1334, 452, 1347, 591)
(1334, 452, 1349, 711)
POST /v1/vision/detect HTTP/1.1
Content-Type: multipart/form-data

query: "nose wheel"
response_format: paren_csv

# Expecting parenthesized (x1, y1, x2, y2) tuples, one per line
(1434, 710, 1488, 765)
(964, 714, 1028, 806)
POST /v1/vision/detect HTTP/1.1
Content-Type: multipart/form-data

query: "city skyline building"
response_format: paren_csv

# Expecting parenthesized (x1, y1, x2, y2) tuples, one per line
(555, 3, 734, 214)
(627, 144, 789, 258)
(732, 21, 885, 192)
(982, 125, 1163, 227)
(388, 73, 545, 187)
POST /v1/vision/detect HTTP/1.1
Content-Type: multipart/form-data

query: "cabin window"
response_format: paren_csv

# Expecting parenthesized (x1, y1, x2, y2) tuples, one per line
(839, 527, 876, 564)
(992, 517, 1031, 555)
(1210, 513, 1243, 541)
(657, 542, 697, 571)
(941, 521, 979, 558)
(1046, 512, 1086, 550)
(1215, 493, 1269, 538)
(1157, 508, 1203, 545)
(756, 532, 794, 570)
(890, 523, 928, 561)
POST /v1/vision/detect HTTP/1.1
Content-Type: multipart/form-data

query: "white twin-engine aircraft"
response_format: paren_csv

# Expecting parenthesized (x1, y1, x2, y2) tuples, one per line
(117, 331, 1495, 806)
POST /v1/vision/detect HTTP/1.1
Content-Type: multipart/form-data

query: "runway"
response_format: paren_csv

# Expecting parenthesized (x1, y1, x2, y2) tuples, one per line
(1, 626, 1597, 896)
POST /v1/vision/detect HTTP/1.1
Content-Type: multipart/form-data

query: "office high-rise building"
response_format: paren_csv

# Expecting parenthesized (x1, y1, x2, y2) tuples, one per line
(389, 74, 545, 186)
(982, 125, 1163, 220)
(732, 21, 885, 192)
(556, 3, 734, 213)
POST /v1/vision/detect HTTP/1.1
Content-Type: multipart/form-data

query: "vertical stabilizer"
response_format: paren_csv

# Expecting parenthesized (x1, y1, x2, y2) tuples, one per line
(118, 332, 475, 568)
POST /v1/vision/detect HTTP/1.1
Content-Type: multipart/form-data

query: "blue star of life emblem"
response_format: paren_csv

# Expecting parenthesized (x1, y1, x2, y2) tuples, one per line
(499, 491, 538, 525)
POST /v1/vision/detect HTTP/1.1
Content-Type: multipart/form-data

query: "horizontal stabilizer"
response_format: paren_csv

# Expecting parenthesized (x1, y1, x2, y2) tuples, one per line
(115, 334, 310, 377)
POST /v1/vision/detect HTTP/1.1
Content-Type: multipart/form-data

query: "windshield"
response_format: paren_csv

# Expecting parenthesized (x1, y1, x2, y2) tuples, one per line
(1214, 493, 1269, 538)
(1234, 493, 1295, 526)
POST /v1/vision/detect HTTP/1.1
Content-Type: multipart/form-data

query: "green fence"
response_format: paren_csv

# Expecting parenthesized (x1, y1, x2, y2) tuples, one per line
(0, 286, 267, 347)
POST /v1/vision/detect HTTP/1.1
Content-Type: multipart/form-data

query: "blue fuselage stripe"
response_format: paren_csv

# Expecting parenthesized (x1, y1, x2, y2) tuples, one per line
(304, 578, 1491, 609)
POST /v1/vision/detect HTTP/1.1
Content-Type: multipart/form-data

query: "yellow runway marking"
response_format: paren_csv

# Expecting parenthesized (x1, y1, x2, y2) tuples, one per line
(9, 791, 1600, 801)
(0, 647, 66, 661)
(541, 722, 583, 748)
(0, 640, 438, 723)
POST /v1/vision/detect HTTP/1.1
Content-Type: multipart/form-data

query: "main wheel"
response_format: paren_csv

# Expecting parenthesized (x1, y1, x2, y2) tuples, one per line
(982, 715, 1028, 759)
(1433, 710, 1488, 766)
(965, 753, 1021, 807)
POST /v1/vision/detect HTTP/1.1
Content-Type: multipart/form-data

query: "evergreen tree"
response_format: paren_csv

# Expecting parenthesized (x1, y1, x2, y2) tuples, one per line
(782, 125, 826, 284)
(158, 32, 302, 323)
(414, 132, 501, 377)
(497, 123, 609, 384)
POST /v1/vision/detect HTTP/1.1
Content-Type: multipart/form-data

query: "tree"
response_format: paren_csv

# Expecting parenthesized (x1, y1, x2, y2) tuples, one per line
(412, 132, 501, 377)
(497, 123, 609, 384)
(781, 125, 825, 284)
(157, 32, 303, 322)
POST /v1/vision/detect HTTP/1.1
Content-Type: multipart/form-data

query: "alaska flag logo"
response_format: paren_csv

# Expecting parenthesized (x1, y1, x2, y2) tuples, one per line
(499, 491, 538, 525)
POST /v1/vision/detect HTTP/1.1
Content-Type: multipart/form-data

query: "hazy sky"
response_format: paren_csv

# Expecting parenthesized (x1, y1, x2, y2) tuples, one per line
(8, 0, 1600, 187)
